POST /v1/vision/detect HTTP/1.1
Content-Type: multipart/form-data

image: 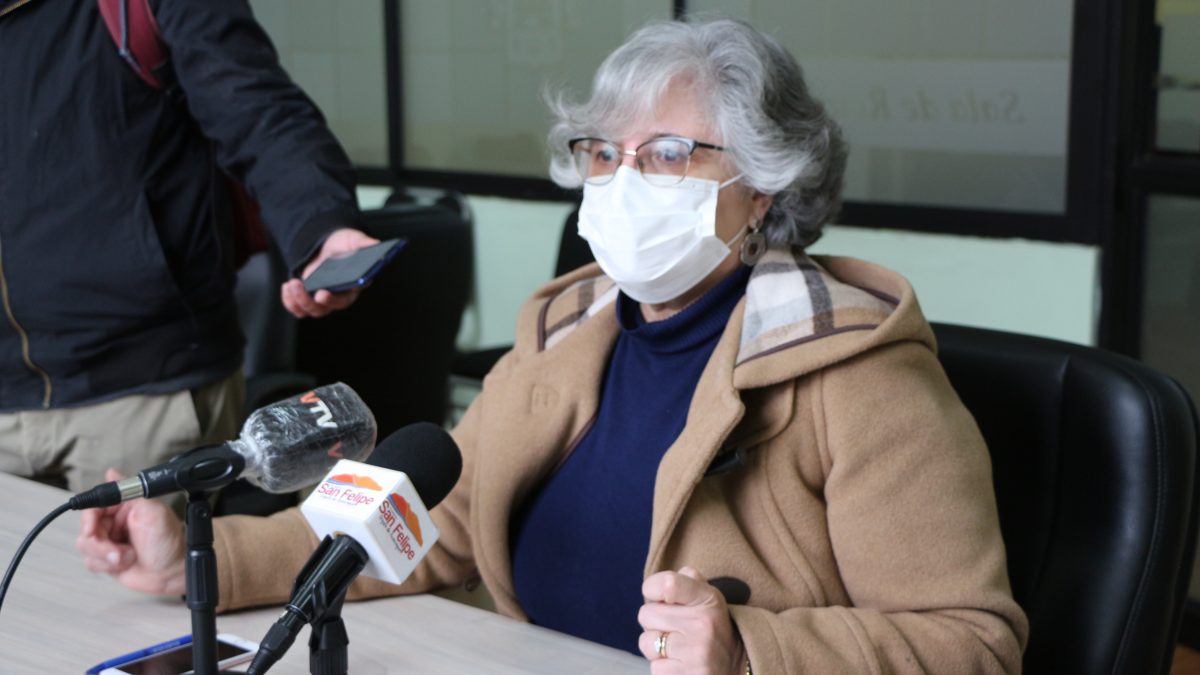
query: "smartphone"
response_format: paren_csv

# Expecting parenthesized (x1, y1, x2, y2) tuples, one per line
(87, 633, 258, 675)
(302, 237, 406, 294)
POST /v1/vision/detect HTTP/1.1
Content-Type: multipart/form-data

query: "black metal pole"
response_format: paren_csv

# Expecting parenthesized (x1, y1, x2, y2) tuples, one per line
(186, 494, 220, 675)
(385, 0, 403, 182)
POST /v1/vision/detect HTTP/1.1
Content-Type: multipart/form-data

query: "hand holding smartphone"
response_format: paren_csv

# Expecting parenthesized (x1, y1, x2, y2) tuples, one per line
(302, 237, 406, 295)
(86, 633, 258, 674)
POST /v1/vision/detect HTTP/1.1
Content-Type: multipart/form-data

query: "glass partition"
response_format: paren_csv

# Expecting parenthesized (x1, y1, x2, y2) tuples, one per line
(400, 1, 673, 177)
(1155, 1, 1200, 152)
(690, 0, 1075, 213)
(1140, 194, 1200, 405)
(251, 0, 389, 166)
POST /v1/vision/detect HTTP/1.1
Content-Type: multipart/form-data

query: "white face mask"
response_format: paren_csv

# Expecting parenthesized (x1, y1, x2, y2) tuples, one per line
(577, 166, 744, 305)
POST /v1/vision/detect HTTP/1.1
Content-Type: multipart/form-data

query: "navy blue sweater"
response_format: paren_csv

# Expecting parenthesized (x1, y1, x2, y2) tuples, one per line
(510, 265, 751, 653)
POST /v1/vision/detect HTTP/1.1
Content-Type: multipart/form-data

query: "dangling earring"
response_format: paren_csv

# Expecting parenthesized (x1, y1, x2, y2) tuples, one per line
(740, 221, 767, 265)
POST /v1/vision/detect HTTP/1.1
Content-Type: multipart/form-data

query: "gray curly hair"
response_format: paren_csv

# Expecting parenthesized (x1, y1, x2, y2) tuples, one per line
(546, 18, 846, 249)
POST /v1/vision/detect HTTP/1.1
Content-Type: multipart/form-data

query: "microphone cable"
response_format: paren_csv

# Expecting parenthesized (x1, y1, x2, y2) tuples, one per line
(1, 478, 172, 615)
(0, 501, 71, 617)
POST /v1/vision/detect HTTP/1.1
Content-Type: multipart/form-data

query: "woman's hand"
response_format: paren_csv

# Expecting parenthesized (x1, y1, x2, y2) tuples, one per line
(75, 469, 188, 596)
(638, 566, 746, 674)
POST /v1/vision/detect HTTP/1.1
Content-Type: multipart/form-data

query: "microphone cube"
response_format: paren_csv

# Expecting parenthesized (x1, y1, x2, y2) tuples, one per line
(301, 459, 440, 584)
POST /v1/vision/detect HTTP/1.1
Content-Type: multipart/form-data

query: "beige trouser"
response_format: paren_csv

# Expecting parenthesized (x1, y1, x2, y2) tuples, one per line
(0, 372, 244, 493)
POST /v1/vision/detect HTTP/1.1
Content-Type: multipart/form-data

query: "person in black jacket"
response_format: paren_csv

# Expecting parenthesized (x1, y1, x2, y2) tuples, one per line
(0, 0, 377, 491)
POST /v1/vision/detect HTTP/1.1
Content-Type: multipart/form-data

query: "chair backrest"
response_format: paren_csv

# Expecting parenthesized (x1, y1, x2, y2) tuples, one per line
(297, 198, 473, 440)
(932, 323, 1200, 675)
(555, 208, 593, 277)
(234, 248, 319, 415)
(235, 249, 293, 379)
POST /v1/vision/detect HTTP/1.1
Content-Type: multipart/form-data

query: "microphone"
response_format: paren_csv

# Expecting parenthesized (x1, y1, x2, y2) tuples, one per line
(245, 422, 462, 675)
(67, 382, 377, 510)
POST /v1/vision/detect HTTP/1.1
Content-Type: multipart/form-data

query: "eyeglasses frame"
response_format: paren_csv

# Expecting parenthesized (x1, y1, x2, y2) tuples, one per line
(567, 135, 727, 185)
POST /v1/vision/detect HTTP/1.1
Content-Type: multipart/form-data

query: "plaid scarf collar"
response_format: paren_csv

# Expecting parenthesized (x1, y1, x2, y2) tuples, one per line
(539, 248, 899, 367)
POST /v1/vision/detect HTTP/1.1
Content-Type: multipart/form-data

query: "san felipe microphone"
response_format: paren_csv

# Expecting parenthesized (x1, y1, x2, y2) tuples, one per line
(66, 382, 378, 510)
(245, 422, 463, 675)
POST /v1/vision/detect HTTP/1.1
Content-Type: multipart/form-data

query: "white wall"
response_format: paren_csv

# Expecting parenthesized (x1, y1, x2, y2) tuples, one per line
(454, 197, 576, 350)
(810, 227, 1099, 344)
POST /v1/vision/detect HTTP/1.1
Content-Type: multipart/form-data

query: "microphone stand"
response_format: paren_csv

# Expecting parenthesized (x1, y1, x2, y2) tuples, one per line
(174, 446, 244, 675)
(244, 536, 366, 675)
(185, 491, 221, 675)
(308, 589, 350, 675)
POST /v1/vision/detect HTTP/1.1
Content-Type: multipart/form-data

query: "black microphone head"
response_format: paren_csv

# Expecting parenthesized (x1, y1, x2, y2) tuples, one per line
(368, 422, 463, 509)
(238, 382, 378, 493)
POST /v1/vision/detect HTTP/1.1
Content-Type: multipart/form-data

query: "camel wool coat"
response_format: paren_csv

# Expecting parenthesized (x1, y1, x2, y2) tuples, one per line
(214, 249, 1028, 673)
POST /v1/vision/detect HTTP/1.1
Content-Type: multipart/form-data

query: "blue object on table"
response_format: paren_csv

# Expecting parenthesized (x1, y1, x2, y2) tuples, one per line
(85, 634, 192, 674)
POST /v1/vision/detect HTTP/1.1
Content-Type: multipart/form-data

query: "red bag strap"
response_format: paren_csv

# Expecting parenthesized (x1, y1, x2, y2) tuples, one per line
(97, 0, 167, 89)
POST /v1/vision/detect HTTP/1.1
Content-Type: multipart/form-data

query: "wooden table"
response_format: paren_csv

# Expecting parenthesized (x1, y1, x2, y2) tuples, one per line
(0, 473, 647, 673)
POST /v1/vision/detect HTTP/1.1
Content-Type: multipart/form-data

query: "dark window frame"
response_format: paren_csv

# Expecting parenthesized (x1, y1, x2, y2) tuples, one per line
(1103, 0, 1200, 356)
(364, 0, 1153, 352)
(377, 1, 1112, 241)
(1126, 0, 1200, 649)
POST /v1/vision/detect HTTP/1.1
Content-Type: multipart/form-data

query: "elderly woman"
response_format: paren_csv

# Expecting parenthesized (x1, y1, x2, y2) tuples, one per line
(78, 18, 1027, 674)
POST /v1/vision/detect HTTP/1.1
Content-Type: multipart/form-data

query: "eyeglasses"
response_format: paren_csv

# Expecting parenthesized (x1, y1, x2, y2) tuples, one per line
(568, 136, 726, 187)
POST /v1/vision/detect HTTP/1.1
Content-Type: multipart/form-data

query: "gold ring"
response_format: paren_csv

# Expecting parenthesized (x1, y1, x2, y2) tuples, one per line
(655, 631, 669, 659)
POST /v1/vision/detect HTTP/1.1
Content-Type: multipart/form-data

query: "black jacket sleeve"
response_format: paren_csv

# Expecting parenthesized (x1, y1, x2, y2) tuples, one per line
(153, 0, 360, 273)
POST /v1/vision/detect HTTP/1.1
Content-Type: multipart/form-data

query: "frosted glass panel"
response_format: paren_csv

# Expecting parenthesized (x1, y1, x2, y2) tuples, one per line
(1141, 195, 1200, 408)
(251, 0, 389, 166)
(690, 0, 1074, 214)
(401, 1, 673, 177)
(1156, 4, 1200, 152)
(1144, 194, 1200, 602)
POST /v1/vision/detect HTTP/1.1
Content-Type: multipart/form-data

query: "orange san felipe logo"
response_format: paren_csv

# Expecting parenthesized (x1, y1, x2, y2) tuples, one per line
(387, 493, 424, 546)
(326, 473, 382, 491)
(314, 473, 381, 507)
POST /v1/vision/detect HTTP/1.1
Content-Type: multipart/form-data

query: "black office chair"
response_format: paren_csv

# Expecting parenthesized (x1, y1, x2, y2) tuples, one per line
(297, 197, 473, 441)
(554, 208, 593, 280)
(932, 322, 1200, 675)
(235, 248, 318, 410)
(220, 193, 472, 516)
